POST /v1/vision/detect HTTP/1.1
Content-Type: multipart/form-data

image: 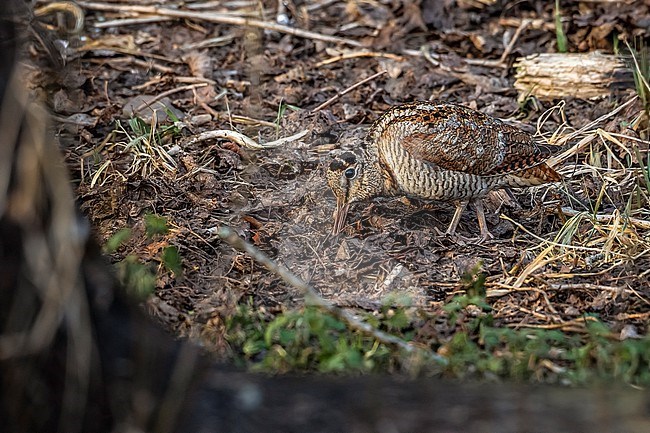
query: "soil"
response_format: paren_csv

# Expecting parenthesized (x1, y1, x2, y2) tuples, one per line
(29, 1, 650, 351)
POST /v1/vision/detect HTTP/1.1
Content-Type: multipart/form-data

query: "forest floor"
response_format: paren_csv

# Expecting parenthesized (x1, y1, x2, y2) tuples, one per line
(28, 0, 650, 378)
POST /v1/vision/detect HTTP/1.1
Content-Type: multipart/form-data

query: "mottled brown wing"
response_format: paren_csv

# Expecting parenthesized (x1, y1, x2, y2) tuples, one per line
(401, 110, 554, 176)
(480, 124, 556, 175)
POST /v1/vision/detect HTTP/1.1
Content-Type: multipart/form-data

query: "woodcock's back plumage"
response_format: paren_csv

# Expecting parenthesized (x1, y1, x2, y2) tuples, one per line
(326, 101, 561, 239)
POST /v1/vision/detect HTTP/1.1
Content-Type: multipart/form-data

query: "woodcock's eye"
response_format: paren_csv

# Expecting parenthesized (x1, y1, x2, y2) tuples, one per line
(344, 167, 356, 179)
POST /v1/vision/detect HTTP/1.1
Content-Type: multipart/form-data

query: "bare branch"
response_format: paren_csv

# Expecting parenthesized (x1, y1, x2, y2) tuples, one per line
(216, 225, 448, 365)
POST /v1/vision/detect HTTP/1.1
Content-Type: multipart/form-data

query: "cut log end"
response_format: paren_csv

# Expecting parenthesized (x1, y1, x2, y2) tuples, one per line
(514, 52, 635, 101)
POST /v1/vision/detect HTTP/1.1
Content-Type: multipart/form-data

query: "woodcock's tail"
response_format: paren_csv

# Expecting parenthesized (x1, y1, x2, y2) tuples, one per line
(505, 163, 562, 187)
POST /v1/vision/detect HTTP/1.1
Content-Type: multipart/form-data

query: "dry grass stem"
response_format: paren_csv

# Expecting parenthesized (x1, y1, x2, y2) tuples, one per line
(561, 207, 650, 230)
(501, 215, 608, 253)
(548, 96, 638, 161)
(93, 16, 174, 28)
(133, 83, 208, 114)
(315, 51, 405, 67)
(506, 316, 600, 331)
(87, 57, 176, 74)
(312, 70, 387, 112)
(34, 1, 85, 34)
(229, 114, 278, 128)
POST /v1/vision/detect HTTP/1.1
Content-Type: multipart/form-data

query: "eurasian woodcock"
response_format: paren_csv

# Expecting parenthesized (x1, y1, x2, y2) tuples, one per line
(326, 101, 562, 239)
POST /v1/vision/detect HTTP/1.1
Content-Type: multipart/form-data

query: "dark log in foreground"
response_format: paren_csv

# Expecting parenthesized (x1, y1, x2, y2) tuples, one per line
(183, 371, 650, 433)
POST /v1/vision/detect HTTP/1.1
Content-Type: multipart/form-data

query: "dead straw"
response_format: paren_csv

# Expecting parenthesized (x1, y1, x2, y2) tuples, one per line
(315, 51, 405, 67)
(561, 207, 650, 230)
(311, 70, 387, 112)
(547, 96, 638, 164)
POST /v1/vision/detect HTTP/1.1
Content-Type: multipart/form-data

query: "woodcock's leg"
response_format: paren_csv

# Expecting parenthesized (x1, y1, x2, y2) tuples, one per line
(445, 201, 468, 236)
(472, 199, 493, 241)
(444, 199, 493, 241)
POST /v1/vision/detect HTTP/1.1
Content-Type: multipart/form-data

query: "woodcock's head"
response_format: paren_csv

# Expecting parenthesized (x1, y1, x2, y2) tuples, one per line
(326, 151, 382, 235)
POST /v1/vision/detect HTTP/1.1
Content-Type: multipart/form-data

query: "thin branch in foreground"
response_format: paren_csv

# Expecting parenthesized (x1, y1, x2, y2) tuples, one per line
(216, 225, 448, 366)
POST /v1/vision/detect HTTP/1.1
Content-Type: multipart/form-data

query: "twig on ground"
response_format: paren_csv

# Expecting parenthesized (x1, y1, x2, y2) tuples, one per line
(229, 114, 278, 128)
(548, 282, 626, 292)
(487, 284, 558, 318)
(512, 245, 561, 288)
(176, 76, 218, 86)
(132, 83, 208, 114)
(87, 57, 176, 74)
(78, 40, 181, 63)
(216, 225, 447, 365)
(129, 58, 176, 74)
(35, 1, 85, 34)
(500, 214, 607, 253)
(561, 207, 650, 230)
(407, 18, 530, 71)
(499, 19, 531, 63)
(420, 49, 510, 91)
(315, 51, 404, 67)
(505, 316, 600, 331)
(409, 47, 503, 69)
(182, 35, 236, 51)
(77, 1, 364, 48)
(438, 18, 532, 69)
(311, 70, 387, 112)
(489, 280, 641, 300)
(514, 305, 558, 321)
(548, 96, 638, 163)
(617, 311, 650, 320)
(93, 16, 173, 28)
(498, 17, 555, 31)
(186, 128, 309, 150)
(306, 0, 339, 12)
